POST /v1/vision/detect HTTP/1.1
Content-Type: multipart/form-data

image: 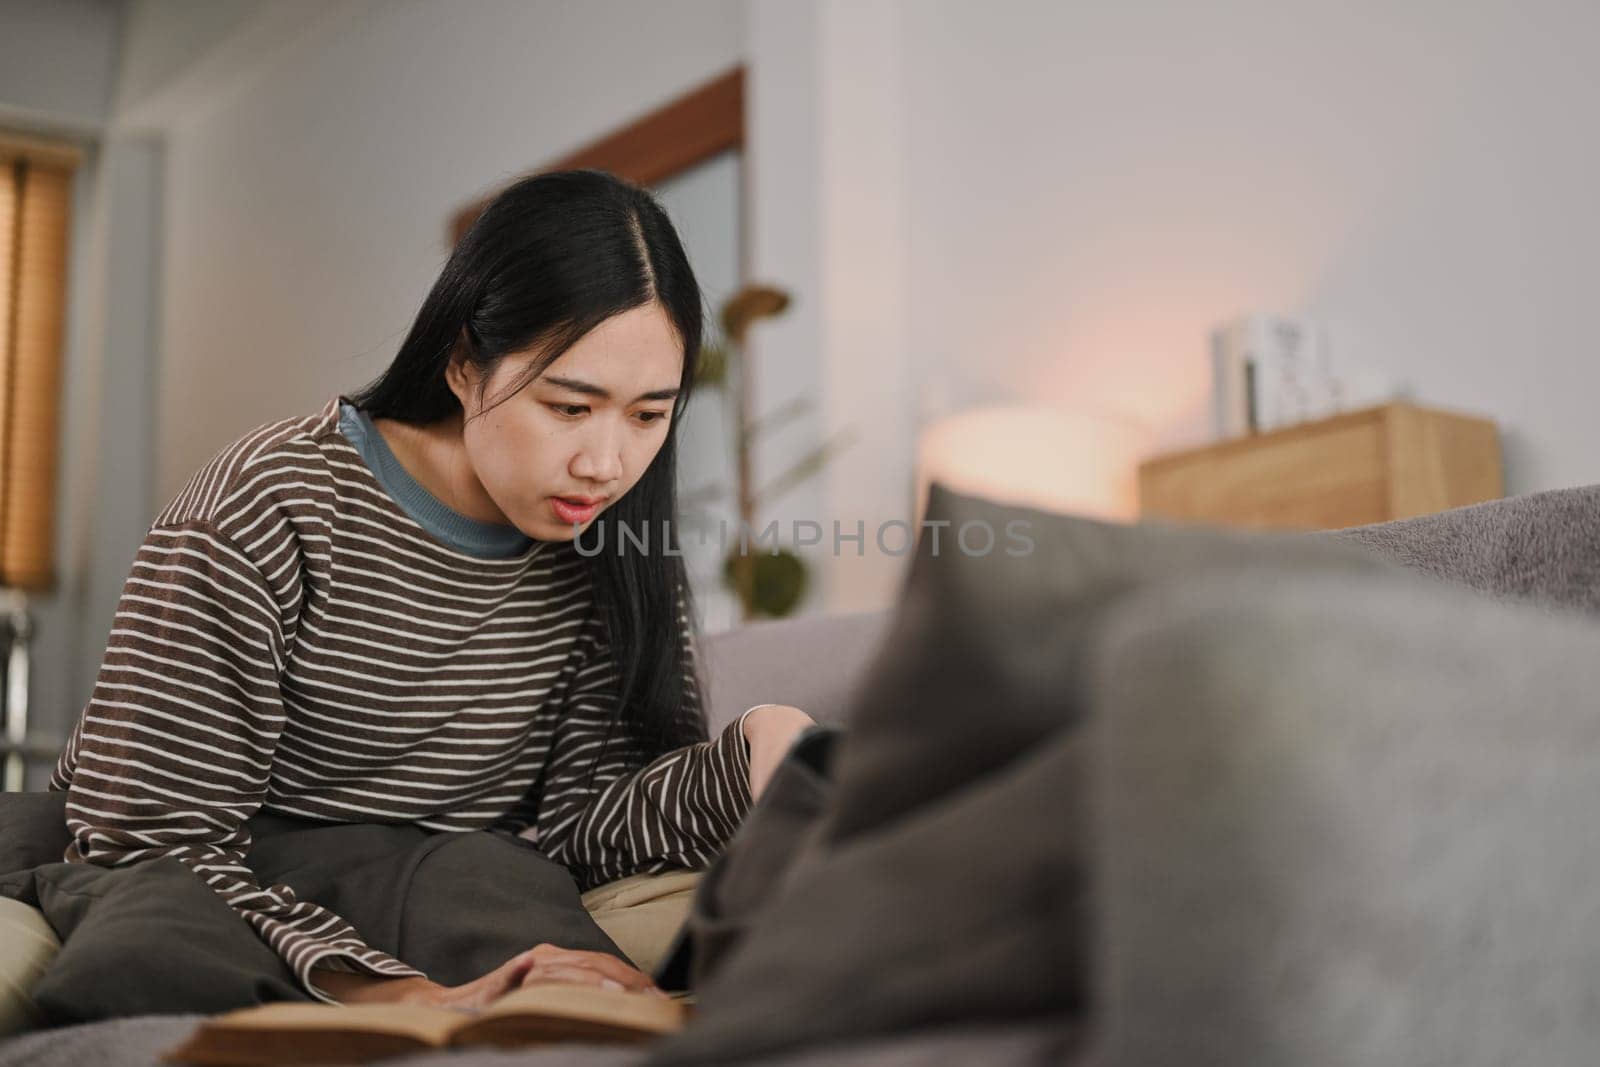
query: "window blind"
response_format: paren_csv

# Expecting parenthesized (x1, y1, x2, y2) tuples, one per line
(0, 133, 80, 592)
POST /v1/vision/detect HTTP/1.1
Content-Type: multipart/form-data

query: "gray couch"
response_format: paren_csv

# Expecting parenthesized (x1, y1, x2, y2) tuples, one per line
(5, 484, 1600, 1067)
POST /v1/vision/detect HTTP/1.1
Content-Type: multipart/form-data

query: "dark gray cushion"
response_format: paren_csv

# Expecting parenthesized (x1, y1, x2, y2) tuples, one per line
(1328, 483, 1600, 617)
(823, 481, 1399, 844)
(651, 483, 1395, 1065)
(668, 724, 844, 992)
(0, 792, 71, 874)
(1092, 564, 1600, 1066)
(651, 722, 1094, 1067)
(658, 480, 1600, 1065)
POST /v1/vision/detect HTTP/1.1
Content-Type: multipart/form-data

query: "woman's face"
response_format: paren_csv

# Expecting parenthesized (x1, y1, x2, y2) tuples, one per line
(448, 302, 684, 541)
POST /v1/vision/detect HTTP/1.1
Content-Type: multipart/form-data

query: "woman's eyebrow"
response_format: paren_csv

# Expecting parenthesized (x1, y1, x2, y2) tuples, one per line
(541, 375, 680, 403)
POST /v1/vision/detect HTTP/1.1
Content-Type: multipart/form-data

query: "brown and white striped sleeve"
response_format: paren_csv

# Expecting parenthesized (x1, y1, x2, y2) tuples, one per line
(49, 520, 424, 1002)
(530, 603, 757, 892)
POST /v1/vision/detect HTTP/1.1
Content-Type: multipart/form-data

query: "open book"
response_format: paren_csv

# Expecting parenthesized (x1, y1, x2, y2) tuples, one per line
(164, 982, 695, 1066)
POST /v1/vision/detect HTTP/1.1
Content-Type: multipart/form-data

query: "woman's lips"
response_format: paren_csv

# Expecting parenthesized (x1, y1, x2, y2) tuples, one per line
(551, 497, 602, 524)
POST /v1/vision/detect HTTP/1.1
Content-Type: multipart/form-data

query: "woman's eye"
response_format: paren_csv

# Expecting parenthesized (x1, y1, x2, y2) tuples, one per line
(549, 403, 664, 425)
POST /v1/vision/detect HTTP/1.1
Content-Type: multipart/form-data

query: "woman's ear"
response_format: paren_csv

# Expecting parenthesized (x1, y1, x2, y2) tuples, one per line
(444, 338, 477, 413)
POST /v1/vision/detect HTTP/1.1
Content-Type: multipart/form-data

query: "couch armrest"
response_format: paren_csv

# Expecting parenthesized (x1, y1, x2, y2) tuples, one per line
(700, 610, 891, 733)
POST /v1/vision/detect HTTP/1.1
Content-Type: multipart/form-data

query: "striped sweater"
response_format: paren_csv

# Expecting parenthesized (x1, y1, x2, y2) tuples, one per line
(48, 395, 756, 1002)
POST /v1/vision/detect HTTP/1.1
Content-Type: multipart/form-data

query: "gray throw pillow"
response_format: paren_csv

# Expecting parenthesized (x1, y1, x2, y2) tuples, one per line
(656, 480, 1600, 1065)
(821, 480, 1401, 845)
(1092, 564, 1600, 1066)
(668, 723, 845, 992)
(649, 482, 1399, 1065)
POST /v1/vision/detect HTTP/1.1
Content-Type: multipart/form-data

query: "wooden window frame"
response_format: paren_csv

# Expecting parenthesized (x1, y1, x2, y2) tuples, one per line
(449, 65, 745, 247)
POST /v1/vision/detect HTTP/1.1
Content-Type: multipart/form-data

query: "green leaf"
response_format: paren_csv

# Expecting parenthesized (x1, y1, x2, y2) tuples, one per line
(721, 546, 809, 618)
(695, 344, 730, 388)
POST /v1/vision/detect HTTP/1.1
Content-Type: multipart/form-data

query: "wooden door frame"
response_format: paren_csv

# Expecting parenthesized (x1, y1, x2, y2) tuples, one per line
(449, 65, 745, 247)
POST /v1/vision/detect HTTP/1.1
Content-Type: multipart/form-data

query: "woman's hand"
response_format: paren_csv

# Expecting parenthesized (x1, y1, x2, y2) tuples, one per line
(312, 944, 666, 1011)
(742, 704, 819, 803)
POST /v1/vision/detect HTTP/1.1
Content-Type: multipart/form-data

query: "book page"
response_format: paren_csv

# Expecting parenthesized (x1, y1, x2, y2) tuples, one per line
(194, 1001, 470, 1044)
(465, 981, 685, 1037)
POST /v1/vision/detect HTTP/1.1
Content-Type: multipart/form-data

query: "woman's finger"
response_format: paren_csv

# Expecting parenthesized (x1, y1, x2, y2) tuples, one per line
(521, 963, 624, 991)
(486, 951, 541, 987)
(537, 953, 656, 991)
(451, 951, 541, 1005)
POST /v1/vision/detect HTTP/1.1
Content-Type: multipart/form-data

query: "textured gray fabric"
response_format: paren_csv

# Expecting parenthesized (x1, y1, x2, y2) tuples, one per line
(1092, 567, 1600, 1067)
(716, 1020, 1081, 1067)
(0, 1015, 209, 1067)
(654, 481, 1600, 1065)
(0, 797, 623, 1025)
(825, 482, 1398, 845)
(648, 484, 1388, 1066)
(1328, 483, 1600, 616)
(649, 724, 1091, 1067)
(406, 1018, 1078, 1067)
(0, 792, 71, 874)
(5, 857, 307, 1023)
(674, 725, 843, 991)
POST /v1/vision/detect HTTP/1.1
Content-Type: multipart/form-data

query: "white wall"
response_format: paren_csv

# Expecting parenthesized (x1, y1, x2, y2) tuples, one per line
(738, 0, 1600, 619)
(743, 0, 917, 614)
(899, 0, 1600, 493)
(153, 0, 746, 503)
(112, 0, 261, 117)
(0, 0, 121, 131)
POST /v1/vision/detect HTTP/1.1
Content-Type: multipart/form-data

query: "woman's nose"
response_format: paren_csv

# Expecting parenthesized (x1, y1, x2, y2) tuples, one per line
(571, 424, 624, 484)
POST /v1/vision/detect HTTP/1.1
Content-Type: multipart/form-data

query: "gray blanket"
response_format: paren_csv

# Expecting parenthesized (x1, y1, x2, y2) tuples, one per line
(0, 794, 624, 1024)
(1327, 482, 1600, 617)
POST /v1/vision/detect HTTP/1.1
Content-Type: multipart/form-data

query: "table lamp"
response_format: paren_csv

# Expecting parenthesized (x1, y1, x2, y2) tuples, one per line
(913, 405, 1150, 530)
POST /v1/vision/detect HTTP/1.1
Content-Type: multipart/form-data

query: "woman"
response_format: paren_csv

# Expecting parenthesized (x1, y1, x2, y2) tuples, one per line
(47, 169, 817, 1011)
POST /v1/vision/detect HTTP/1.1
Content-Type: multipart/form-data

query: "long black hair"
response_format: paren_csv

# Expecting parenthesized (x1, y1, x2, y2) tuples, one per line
(352, 169, 709, 763)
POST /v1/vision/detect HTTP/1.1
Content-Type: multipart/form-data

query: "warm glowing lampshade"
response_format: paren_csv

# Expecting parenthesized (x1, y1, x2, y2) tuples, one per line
(914, 405, 1149, 527)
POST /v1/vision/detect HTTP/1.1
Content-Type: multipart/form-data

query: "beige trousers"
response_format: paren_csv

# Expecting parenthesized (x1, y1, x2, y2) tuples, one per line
(0, 869, 700, 1038)
(0, 896, 59, 1037)
(579, 868, 701, 976)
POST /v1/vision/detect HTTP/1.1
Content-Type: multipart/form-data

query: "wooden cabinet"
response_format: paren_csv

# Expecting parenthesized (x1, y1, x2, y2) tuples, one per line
(1138, 403, 1503, 530)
